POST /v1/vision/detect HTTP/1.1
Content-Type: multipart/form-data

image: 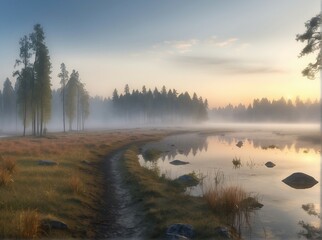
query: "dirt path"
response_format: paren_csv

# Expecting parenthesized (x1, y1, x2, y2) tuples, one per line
(94, 149, 148, 239)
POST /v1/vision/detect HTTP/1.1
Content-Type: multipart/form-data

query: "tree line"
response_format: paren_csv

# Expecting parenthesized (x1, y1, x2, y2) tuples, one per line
(210, 97, 320, 122)
(112, 84, 208, 123)
(0, 24, 89, 136)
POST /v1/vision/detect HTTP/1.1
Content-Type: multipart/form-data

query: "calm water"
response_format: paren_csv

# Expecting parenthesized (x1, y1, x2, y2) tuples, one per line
(139, 128, 321, 239)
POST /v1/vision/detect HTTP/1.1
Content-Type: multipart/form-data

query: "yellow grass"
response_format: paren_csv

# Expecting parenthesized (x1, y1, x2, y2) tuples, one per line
(0, 130, 167, 238)
(69, 175, 84, 194)
(17, 209, 40, 239)
(0, 168, 13, 186)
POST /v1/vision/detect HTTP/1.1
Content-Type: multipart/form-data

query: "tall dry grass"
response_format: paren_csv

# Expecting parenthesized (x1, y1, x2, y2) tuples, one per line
(0, 155, 16, 187)
(17, 209, 40, 239)
(69, 175, 84, 194)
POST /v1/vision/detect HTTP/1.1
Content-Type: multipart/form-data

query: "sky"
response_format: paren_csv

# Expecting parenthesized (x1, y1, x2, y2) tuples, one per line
(0, 0, 320, 108)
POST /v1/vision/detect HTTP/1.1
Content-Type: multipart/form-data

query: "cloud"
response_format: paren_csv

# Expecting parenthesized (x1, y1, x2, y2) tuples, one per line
(173, 55, 286, 75)
(153, 39, 198, 54)
(214, 38, 238, 47)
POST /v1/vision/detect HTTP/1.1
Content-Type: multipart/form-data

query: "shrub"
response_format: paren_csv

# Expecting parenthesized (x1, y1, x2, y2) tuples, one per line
(0, 169, 13, 186)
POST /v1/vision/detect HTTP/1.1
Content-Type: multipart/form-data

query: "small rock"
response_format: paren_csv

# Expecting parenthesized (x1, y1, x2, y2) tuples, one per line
(175, 174, 200, 187)
(240, 197, 264, 209)
(265, 161, 276, 168)
(170, 160, 189, 165)
(166, 223, 194, 240)
(38, 160, 57, 166)
(81, 160, 91, 165)
(282, 172, 318, 189)
(214, 226, 231, 239)
(41, 218, 68, 230)
(236, 141, 243, 148)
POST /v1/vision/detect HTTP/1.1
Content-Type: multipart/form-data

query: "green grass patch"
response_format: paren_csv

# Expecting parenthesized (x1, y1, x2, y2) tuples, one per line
(121, 146, 235, 239)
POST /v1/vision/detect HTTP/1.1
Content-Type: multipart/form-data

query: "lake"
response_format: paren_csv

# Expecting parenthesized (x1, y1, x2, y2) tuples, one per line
(138, 125, 321, 239)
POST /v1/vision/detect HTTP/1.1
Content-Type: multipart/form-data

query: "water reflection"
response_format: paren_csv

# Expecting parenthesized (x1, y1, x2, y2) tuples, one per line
(298, 203, 321, 239)
(139, 130, 320, 240)
(142, 133, 208, 161)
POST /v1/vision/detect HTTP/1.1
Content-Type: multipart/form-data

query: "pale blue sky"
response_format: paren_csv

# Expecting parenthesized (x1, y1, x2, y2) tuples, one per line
(0, 0, 320, 107)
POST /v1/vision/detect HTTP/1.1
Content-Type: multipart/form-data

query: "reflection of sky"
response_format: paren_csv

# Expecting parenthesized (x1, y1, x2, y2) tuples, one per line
(139, 131, 320, 239)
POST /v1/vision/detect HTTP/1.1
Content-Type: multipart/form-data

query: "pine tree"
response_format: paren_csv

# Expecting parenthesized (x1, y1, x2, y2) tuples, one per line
(58, 63, 69, 132)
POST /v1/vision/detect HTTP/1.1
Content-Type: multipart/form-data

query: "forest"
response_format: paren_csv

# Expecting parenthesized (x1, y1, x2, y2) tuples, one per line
(210, 97, 320, 122)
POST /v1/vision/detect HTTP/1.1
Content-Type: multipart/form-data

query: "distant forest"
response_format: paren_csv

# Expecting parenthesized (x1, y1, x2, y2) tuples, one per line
(210, 97, 320, 122)
(111, 84, 208, 123)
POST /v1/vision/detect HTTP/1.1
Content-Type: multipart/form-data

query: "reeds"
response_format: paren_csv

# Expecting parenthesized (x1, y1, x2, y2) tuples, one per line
(232, 157, 242, 168)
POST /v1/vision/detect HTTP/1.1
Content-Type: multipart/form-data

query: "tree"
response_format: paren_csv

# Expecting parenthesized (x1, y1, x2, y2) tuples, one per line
(30, 24, 52, 136)
(296, 14, 321, 79)
(2, 78, 16, 127)
(58, 63, 69, 132)
(13, 35, 33, 136)
(66, 70, 79, 131)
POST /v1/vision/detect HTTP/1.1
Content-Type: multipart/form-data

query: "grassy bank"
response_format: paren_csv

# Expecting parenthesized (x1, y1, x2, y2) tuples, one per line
(122, 146, 237, 239)
(0, 130, 166, 238)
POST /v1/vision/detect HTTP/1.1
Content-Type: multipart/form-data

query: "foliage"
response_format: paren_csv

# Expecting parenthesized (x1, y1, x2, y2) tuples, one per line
(112, 85, 208, 123)
(210, 97, 320, 122)
(296, 14, 321, 79)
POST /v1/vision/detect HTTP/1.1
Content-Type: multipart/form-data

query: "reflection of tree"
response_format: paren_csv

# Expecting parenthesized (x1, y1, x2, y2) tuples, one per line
(217, 134, 320, 153)
(298, 203, 321, 239)
(142, 134, 208, 161)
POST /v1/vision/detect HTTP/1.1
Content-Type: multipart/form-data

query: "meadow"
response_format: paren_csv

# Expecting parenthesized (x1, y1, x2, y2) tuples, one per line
(0, 130, 166, 238)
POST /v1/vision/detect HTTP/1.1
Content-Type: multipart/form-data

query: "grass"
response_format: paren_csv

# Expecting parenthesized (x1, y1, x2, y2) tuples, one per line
(69, 175, 84, 194)
(17, 209, 41, 239)
(203, 183, 261, 237)
(232, 157, 242, 168)
(121, 146, 237, 239)
(0, 129, 167, 238)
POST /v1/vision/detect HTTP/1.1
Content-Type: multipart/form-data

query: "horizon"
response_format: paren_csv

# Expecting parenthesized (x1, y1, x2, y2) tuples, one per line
(0, 0, 320, 108)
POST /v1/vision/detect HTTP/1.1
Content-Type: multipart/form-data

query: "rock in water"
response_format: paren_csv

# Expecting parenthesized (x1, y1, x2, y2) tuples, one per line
(175, 174, 200, 187)
(166, 223, 194, 239)
(240, 197, 264, 209)
(265, 161, 276, 168)
(282, 172, 318, 189)
(170, 160, 189, 165)
(38, 160, 57, 166)
(236, 141, 243, 148)
(214, 227, 231, 239)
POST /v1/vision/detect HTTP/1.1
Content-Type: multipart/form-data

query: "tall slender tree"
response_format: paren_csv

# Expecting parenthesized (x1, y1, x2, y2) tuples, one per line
(30, 24, 52, 136)
(2, 78, 16, 128)
(13, 35, 33, 136)
(66, 70, 79, 130)
(58, 63, 69, 132)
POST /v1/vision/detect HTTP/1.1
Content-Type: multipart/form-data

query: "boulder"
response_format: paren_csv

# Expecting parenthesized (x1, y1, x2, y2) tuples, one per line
(38, 160, 57, 166)
(265, 161, 276, 168)
(282, 172, 318, 189)
(41, 218, 68, 230)
(170, 160, 189, 165)
(166, 223, 194, 240)
(175, 174, 200, 187)
(236, 141, 243, 148)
